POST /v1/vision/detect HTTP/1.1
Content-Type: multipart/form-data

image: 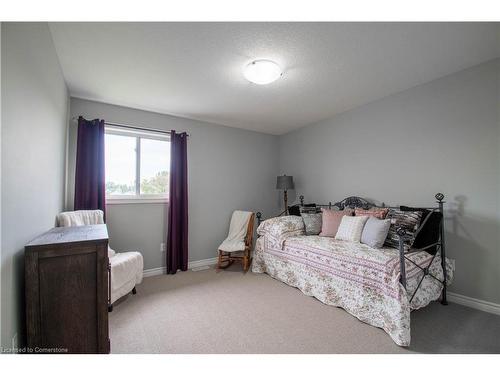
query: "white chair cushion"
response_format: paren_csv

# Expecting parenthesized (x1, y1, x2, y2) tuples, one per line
(109, 251, 144, 304)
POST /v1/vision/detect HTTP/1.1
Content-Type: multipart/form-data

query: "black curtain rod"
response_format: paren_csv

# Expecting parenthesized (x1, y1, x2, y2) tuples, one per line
(74, 117, 189, 137)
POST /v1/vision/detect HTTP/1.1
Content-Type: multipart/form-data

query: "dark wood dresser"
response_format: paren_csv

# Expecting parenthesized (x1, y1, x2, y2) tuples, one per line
(25, 224, 110, 354)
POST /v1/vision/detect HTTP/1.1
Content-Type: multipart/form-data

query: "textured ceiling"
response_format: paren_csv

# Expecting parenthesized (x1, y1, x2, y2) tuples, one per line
(49, 22, 500, 135)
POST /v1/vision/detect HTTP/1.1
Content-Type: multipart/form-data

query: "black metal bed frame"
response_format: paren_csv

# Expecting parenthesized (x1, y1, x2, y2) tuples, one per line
(256, 193, 448, 305)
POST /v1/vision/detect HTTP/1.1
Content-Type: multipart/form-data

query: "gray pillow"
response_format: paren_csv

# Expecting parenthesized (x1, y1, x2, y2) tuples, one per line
(361, 216, 391, 248)
(301, 213, 322, 235)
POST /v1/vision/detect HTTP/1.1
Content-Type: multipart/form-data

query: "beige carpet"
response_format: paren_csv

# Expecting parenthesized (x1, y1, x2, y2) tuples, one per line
(109, 265, 500, 354)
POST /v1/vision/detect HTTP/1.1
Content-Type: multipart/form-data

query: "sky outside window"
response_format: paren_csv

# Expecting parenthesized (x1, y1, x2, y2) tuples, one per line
(105, 131, 170, 197)
(105, 133, 136, 195)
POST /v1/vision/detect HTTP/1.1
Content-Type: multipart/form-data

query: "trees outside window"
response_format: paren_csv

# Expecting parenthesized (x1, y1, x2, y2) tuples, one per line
(105, 127, 170, 201)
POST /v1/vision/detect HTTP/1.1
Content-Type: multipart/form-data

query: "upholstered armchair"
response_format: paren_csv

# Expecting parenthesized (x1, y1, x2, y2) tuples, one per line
(57, 210, 143, 312)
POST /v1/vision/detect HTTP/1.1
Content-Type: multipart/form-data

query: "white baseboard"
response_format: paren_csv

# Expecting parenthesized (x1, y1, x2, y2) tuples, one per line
(142, 267, 165, 278)
(188, 257, 218, 269)
(448, 292, 500, 316)
(143, 257, 218, 278)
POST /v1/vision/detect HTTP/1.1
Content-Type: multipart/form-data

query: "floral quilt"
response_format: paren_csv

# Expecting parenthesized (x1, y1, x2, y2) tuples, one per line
(252, 217, 454, 346)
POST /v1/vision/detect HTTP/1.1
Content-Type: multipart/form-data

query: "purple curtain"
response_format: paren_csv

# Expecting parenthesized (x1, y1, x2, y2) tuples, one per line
(166, 130, 188, 274)
(74, 116, 106, 217)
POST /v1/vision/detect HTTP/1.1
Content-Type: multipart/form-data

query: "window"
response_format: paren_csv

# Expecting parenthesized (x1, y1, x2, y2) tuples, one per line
(105, 125, 170, 203)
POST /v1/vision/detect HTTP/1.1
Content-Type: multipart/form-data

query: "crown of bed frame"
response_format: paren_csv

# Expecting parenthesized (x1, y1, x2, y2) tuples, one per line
(298, 193, 445, 211)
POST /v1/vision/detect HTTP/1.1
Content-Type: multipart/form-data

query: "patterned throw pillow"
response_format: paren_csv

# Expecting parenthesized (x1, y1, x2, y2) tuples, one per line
(384, 209, 423, 251)
(301, 213, 322, 235)
(335, 215, 369, 242)
(289, 204, 319, 216)
(257, 215, 305, 249)
(354, 207, 389, 219)
(299, 206, 321, 214)
(319, 208, 353, 237)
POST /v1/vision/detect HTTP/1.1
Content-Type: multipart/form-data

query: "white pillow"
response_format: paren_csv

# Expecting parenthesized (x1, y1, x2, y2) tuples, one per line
(335, 215, 369, 242)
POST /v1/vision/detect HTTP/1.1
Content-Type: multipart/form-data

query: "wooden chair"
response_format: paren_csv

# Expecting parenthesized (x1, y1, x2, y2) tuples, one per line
(217, 212, 255, 272)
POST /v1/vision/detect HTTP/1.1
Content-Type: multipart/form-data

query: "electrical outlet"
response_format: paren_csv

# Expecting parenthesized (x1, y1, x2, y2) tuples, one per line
(12, 333, 18, 353)
(160, 243, 166, 252)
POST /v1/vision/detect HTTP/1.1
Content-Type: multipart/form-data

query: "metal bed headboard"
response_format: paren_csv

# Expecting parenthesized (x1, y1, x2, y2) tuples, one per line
(256, 193, 448, 306)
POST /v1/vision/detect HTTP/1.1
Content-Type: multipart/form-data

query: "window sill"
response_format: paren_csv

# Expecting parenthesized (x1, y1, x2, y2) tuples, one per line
(106, 198, 168, 205)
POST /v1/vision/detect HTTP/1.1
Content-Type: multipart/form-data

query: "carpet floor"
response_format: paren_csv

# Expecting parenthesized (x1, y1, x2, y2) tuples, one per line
(109, 265, 500, 354)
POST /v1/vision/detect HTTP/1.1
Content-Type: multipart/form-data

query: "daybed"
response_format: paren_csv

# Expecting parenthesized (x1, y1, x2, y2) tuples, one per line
(252, 194, 454, 346)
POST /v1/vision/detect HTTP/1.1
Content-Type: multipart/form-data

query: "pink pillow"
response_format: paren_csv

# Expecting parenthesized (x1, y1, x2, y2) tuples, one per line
(319, 209, 353, 237)
(354, 207, 389, 219)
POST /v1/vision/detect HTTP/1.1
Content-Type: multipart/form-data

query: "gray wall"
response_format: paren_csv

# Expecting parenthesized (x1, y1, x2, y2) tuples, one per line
(0, 23, 3, 347)
(1, 23, 69, 348)
(279, 59, 500, 304)
(67, 98, 280, 270)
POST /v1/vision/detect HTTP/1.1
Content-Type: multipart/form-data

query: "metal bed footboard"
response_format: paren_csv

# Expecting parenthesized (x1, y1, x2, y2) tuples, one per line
(256, 193, 448, 305)
(395, 193, 447, 305)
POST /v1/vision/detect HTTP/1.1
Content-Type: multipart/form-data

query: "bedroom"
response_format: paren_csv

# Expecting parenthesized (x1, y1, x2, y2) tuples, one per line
(1, 0, 500, 371)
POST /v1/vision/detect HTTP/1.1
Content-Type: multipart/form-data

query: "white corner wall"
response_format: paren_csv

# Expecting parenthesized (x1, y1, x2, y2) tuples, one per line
(1, 23, 69, 349)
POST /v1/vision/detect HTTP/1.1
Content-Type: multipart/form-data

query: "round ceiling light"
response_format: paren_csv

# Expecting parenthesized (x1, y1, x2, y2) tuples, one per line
(243, 60, 282, 85)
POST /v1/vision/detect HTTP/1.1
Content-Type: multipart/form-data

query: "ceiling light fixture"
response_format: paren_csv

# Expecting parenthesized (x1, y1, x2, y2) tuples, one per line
(243, 60, 282, 85)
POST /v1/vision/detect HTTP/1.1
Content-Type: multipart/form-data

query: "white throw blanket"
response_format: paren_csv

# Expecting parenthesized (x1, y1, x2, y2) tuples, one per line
(57, 210, 104, 227)
(57, 210, 115, 256)
(218, 210, 253, 252)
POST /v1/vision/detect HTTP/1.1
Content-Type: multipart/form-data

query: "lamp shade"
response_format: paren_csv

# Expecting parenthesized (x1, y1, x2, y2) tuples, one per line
(276, 175, 294, 190)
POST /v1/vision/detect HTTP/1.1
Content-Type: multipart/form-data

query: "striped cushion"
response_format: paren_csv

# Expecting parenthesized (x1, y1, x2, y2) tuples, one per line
(384, 209, 423, 250)
(335, 215, 369, 242)
(354, 207, 389, 219)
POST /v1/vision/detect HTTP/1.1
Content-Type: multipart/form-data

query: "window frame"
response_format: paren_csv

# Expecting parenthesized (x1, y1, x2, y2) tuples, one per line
(104, 125, 170, 204)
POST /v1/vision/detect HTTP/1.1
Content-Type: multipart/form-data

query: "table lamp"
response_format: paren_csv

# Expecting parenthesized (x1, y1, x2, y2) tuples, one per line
(276, 175, 294, 214)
